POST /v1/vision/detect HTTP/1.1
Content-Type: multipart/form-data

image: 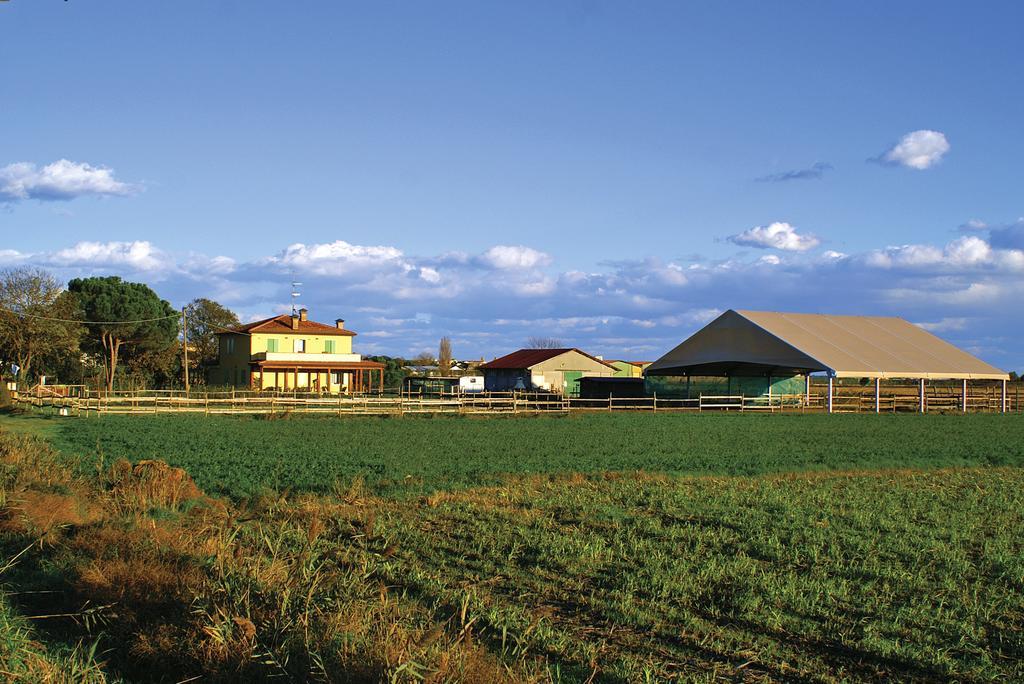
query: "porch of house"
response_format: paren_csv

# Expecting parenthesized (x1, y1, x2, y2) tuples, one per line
(249, 361, 386, 394)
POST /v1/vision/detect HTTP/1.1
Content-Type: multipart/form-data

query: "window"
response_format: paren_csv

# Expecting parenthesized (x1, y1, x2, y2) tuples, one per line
(266, 339, 278, 353)
(331, 371, 343, 385)
(226, 337, 235, 354)
(294, 339, 306, 353)
(324, 340, 335, 353)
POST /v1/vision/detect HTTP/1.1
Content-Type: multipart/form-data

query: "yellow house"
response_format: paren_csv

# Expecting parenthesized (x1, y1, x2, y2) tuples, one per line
(211, 308, 384, 393)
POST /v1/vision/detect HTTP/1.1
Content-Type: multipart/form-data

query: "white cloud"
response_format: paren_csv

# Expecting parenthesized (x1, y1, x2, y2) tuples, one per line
(48, 241, 164, 271)
(0, 249, 28, 264)
(880, 130, 950, 170)
(0, 159, 138, 202)
(267, 240, 406, 275)
(863, 236, 1021, 271)
(959, 219, 988, 231)
(10, 232, 1024, 370)
(479, 245, 551, 270)
(728, 222, 820, 251)
(916, 317, 969, 333)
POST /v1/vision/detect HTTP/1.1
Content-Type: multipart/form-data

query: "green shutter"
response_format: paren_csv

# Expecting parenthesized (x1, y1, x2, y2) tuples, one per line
(267, 339, 278, 353)
(324, 340, 335, 353)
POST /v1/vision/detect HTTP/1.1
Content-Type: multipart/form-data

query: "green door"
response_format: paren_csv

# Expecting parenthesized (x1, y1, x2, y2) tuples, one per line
(563, 371, 583, 397)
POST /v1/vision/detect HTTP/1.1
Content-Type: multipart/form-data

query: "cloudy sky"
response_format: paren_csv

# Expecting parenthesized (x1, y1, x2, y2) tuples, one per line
(2, 2, 1023, 369)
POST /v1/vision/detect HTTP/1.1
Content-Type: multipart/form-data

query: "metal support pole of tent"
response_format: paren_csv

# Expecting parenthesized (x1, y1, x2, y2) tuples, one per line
(919, 378, 926, 413)
(827, 375, 834, 414)
(962, 378, 968, 413)
(875, 377, 880, 414)
(1002, 379, 1008, 413)
(805, 374, 811, 406)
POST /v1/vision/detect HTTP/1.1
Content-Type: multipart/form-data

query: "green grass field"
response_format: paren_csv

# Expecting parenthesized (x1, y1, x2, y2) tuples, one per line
(46, 412, 1024, 497)
(2, 411, 1023, 682)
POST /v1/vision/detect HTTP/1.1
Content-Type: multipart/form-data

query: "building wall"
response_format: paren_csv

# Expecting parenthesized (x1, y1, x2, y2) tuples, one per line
(250, 332, 353, 355)
(611, 361, 638, 377)
(644, 374, 806, 398)
(483, 368, 531, 392)
(211, 333, 252, 386)
(483, 350, 615, 393)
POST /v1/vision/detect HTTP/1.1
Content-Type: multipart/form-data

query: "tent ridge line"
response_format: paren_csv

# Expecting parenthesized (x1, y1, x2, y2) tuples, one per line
(733, 310, 836, 376)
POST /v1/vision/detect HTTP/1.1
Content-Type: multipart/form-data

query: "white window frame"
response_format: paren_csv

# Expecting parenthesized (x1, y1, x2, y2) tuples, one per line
(294, 338, 306, 353)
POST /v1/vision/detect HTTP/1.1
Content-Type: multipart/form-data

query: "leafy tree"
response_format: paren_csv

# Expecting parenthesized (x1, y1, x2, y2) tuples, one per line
(184, 298, 240, 381)
(68, 276, 179, 392)
(438, 336, 453, 375)
(365, 355, 409, 389)
(0, 268, 83, 385)
(122, 343, 181, 390)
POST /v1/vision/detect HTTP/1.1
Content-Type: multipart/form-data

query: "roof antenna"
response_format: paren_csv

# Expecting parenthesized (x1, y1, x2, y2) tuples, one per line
(290, 278, 303, 315)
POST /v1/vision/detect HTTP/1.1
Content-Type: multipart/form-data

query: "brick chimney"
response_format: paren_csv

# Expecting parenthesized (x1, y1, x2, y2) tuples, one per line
(291, 313, 299, 330)
(299, 307, 308, 322)
(335, 318, 345, 329)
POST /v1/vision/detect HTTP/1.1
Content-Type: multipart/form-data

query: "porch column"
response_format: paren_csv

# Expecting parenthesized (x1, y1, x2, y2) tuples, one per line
(874, 377, 880, 414)
(827, 375, 834, 414)
(380, 368, 384, 393)
(1002, 379, 1008, 413)
(962, 378, 968, 413)
(295, 367, 299, 393)
(919, 378, 925, 413)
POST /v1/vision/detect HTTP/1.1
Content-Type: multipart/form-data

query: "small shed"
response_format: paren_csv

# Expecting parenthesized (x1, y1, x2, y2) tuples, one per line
(480, 348, 616, 395)
(578, 376, 646, 399)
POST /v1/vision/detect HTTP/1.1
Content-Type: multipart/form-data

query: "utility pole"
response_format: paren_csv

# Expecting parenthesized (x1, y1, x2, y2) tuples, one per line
(182, 306, 190, 394)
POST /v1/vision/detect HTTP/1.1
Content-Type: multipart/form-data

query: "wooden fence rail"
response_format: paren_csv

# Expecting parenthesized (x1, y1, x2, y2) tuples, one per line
(16, 385, 1022, 417)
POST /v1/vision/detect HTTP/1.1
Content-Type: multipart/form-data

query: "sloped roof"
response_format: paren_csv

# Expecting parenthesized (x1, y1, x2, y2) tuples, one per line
(223, 314, 357, 337)
(646, 310, 1007, 380)
(481, 348, 616, 370)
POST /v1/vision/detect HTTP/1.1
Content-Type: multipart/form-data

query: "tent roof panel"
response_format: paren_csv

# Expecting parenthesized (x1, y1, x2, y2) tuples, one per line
(647, 310, 1008, 380)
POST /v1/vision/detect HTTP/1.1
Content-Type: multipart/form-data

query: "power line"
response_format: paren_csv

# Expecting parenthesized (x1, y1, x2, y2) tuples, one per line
(0, 307, 180, 325)
(1, 305, 264, 337)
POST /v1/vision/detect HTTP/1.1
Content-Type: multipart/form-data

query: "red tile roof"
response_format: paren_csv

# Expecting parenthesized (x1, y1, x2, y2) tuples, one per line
(225, 314, 357, 337)
(480, 348, 616, 370)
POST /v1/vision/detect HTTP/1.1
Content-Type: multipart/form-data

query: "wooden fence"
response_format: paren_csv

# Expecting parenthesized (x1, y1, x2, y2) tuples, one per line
(16, 383, 1022, 417)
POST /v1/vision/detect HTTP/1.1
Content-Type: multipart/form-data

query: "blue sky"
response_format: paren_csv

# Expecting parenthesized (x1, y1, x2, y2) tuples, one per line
(3, 2, 1024, 369)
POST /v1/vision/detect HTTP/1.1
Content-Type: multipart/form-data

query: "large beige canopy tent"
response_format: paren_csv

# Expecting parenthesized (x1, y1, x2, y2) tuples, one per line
(646, 310, 1009, 412)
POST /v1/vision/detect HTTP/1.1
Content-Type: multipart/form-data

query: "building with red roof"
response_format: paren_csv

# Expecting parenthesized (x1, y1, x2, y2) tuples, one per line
(210, 308, 384, 393)
(479, 348, 616, 395)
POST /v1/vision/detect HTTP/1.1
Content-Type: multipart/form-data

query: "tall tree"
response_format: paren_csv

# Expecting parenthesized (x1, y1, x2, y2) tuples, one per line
(183, 298, 240, 379)
(68, 276, 179, 392)
(0, 268, 82, 384)
(438, 336, 453, 375)
(527, 336, 564, 349)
